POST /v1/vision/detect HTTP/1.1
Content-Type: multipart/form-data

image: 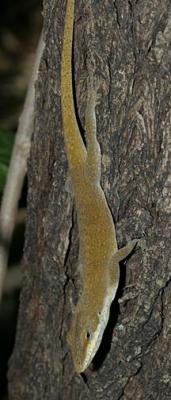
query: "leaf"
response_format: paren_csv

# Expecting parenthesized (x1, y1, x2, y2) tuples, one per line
(0, 163, 8, 193)
(0, 130, 15, 192)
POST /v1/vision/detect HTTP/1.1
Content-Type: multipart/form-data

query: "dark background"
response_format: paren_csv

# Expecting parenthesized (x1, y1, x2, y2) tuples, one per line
(0, 1, 42, 398)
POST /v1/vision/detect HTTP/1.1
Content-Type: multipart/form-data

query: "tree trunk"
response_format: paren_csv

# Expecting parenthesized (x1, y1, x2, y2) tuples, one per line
(8, 0, 171, 399)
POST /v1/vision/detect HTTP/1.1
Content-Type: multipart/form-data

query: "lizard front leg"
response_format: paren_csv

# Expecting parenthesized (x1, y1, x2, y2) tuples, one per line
(112, 239, 138, 263)
(109, 239, 139, 285)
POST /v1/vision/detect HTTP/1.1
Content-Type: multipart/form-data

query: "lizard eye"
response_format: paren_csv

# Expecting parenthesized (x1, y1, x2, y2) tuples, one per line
(86, 331, 92, 340)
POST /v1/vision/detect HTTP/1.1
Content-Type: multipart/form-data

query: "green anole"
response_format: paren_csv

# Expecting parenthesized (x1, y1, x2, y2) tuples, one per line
(61, 0, 138, 373)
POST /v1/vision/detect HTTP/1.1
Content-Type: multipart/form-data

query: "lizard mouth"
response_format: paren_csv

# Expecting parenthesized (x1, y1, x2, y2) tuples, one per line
(77, 283, 119, 373)
(78, 306, 110, 372)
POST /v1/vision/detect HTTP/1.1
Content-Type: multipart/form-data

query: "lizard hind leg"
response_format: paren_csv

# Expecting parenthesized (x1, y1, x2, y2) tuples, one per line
(87, 75, 101, 105)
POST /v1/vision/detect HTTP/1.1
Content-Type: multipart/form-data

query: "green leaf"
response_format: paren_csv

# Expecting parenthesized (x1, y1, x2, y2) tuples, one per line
(0, 162, 8, 192)
(0, 130, 15, 193)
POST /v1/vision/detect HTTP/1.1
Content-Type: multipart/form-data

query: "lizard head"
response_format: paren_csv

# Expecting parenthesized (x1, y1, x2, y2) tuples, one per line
(67, 295, 110, 373)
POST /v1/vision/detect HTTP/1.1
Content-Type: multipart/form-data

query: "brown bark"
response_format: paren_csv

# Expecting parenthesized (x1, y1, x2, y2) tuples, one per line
(8, 0, 171, 399)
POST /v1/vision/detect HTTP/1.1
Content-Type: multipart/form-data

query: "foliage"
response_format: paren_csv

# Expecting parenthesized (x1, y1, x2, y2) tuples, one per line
(0, 130, 14, 193)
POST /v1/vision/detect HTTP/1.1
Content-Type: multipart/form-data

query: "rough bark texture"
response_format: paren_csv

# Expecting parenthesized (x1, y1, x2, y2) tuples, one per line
(8, 0, 171, 399)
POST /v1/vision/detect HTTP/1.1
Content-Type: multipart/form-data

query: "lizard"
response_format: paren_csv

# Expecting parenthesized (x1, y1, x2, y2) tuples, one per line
(61, 0, 138, 373)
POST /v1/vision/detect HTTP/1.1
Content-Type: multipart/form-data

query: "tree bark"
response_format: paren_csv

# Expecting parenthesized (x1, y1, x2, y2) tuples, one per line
(8, 0, 171, 399)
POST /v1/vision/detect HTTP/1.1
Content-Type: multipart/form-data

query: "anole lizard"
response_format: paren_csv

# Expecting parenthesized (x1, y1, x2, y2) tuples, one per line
(61, 0, 138, 373)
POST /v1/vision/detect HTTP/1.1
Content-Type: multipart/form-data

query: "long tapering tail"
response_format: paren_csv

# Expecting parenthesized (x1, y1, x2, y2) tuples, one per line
(61, 0, 86, 168)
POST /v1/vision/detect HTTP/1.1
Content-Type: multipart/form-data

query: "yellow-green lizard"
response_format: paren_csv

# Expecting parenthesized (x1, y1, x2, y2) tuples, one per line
(61, 0, 138, 373)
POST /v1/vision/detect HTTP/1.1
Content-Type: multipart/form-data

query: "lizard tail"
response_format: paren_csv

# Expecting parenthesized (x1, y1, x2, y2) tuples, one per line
(61, 0, 86, 167)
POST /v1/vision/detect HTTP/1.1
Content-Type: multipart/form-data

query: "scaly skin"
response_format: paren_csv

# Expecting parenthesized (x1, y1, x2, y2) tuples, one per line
(61, 0, 137, 373)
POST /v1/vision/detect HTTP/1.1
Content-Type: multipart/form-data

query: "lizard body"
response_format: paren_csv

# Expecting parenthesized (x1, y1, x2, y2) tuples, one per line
(61, 0, 137, 373)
